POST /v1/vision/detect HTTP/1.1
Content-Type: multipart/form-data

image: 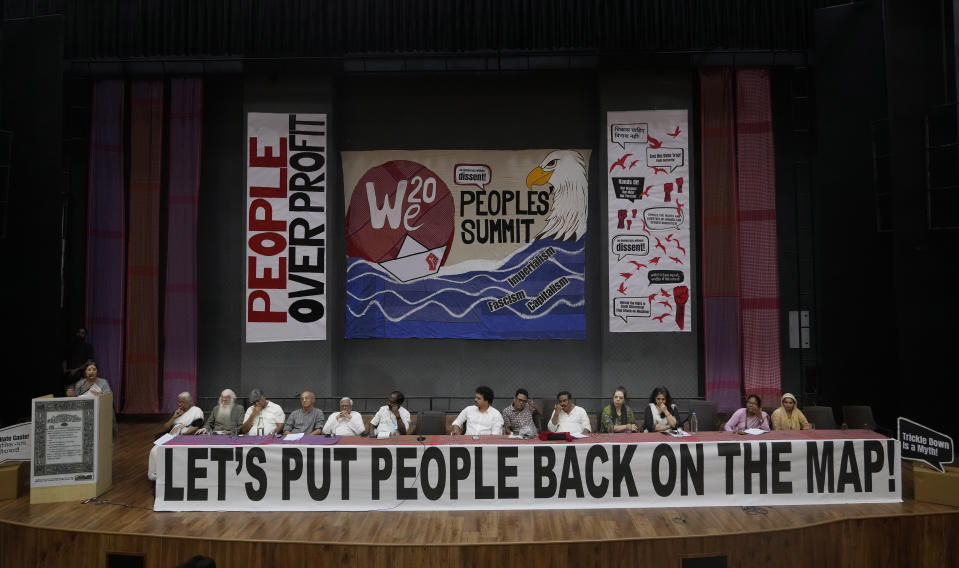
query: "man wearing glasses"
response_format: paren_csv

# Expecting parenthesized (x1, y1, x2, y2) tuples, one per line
(501, 388, 541, 436)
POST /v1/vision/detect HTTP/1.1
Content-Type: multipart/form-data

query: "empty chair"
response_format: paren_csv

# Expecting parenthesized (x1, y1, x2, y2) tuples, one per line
(802, 406, 837, 430)
(842, 405, 876, 431)
(687, 399, 719, 431)
(416, 410, 447, 435)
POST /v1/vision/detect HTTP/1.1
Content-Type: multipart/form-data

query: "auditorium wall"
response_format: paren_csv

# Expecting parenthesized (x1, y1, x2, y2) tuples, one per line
(195, 68, 702, 405)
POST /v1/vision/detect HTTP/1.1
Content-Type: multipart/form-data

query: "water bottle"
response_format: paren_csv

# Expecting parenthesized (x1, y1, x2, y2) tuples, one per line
(690, 411, 698, 433)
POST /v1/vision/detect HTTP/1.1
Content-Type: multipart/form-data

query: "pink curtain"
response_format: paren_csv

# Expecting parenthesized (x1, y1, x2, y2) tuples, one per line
(699, 68, 744, 412)
(736, 68, 781, 405)
(122, 81, 164, 414)
(161, 78, 203, 412)
(85, 80, 126, 411)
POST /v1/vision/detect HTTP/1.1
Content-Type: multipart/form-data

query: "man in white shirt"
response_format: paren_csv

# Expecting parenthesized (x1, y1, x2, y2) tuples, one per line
(367, 391, 411, 437)
(322, 397, 365, 436)
(547, 390, 591, 434)
(450, 386, 504, 435)
(241, 388, 286, 435)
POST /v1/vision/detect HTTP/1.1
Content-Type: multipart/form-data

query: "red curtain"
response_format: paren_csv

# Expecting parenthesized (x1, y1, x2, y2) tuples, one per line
(161, 78, 203, 412)
(699, 68, 743, 412)
(122, 81, 164, 413)
(736, 68, 781, 405)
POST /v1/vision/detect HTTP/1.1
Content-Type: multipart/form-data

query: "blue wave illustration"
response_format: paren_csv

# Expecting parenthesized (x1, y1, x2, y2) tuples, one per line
(346, 237, 585, 339)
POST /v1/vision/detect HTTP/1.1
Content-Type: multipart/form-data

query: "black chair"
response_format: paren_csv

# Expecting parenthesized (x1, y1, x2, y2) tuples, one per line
(687, 399, 719, 431)
(416, 410, 447, 435)
(842, 405, 877, 431)
(803, 406, 837, 430)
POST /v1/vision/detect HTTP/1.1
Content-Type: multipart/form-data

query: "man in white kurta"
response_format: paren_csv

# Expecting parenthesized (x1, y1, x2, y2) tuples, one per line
(547, 391, 591, 434)
(322, 397, 365, 436)
(450, 386, 504, 435)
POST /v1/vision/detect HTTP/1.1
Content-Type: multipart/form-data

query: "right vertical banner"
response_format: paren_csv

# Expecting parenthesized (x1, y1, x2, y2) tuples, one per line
(607, 110, 691, 333)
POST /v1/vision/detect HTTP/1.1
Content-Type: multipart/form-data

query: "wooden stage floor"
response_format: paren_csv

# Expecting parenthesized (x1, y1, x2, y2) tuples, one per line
(1, 421, 957, 567)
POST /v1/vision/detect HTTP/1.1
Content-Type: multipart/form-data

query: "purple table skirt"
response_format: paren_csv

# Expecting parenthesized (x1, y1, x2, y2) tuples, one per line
(162, 434, 342, 446)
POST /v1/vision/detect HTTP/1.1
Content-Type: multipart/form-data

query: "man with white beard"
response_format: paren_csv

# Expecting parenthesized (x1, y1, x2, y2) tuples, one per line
(196, 389, 245, 435)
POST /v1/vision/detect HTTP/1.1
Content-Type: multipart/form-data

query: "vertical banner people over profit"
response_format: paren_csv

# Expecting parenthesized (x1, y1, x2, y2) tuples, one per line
(607, 110, 691, 333)
(246, 113, 327, 342)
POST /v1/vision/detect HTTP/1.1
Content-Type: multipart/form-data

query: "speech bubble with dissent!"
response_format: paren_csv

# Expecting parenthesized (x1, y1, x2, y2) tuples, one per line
(613, 297, 650, 323)
(611, 235, 649, 261)
(610, 123, 648, 150)
(898, 417, 954, 473)
(453, 163, 492, 191)
(648, 270, 684, 285)
(646, 147, 685, 173)
(644, 207, 684, 230)
(611, 177, 645, 202)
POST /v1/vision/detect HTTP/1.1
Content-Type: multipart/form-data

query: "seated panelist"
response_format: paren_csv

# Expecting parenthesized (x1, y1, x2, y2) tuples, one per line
(196, 389, 244, 434)
(367, 391, 411, 437)
(547, 391, 591, 434)
(284, 391, 326, 435)
(241, 388, 285, 435)
(643, 386, 679, 432)
(322, 397, 365, 436)
(450, 386, 504, 435)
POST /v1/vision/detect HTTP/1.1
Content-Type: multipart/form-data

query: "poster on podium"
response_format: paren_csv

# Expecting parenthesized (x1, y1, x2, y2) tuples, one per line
(30, 397, 99, 487)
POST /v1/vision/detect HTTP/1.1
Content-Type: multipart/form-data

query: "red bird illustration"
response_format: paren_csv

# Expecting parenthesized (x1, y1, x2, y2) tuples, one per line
(642, 185, 653, 198)
(667, 126, 681, 137)
(655, 237, 667, 254)
(648, 293, 658, 303)
(617, 282, 628, 295)
(653, 313, 669, 323)
(659, 300, 673, 310)
(628, 159, 640, 169)
(620, 272, 633, 280)
(676, 199, 685, 216)
(660, 288, 671, 298)
(669, 256, 683, 265)
(648, 256, 661, 265)
(628, 261, 647, 270)
(665, 233, 675, 242)
(641, 219, 651, 235)
(675, 242, 687, 255)
(609, 153, 633, 174)
(650, 166, 669, 175)
(647, 135, 663, 149)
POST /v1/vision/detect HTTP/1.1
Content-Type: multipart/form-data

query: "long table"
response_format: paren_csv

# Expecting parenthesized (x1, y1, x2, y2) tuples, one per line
(154, 430, 901, 511)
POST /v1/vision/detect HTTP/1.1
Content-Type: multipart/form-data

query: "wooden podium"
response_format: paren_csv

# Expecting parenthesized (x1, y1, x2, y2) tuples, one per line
(29, 393, 113, 504)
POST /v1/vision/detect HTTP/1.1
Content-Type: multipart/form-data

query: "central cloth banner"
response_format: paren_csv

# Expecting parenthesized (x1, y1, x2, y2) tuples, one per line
(154, 438, 900, 512)
(342, 150, 590, 339)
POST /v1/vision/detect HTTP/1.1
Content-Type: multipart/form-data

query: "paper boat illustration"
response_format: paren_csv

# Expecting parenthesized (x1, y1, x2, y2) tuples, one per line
(378, 235, 447, 282)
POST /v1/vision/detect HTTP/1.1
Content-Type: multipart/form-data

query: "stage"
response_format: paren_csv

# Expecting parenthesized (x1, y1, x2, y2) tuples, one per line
(1, 422, 957, 567)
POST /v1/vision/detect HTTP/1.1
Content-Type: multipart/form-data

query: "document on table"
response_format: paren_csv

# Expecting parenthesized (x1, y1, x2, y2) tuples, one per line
(570, 432, 589, 439)
(154, 433, 175, 446)
(284, 433, 305, 441)
(743, 428, 766, 435)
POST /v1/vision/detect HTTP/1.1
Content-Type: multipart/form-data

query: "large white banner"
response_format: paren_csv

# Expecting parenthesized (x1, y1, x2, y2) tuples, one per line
(155, 438, 900, 511)
(607, 110, 691, 332)
(246, 113, 327, 342)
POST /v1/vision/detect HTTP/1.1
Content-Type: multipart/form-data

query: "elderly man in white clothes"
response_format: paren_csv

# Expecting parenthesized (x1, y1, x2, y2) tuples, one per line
(367, 390, 411, 437)
(241, 388, 286, 435)
(147, 392, 205, 480)
(450, 386, 504, 435)
(547, 390, 591, 434)
(322, 397, 365, 436)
